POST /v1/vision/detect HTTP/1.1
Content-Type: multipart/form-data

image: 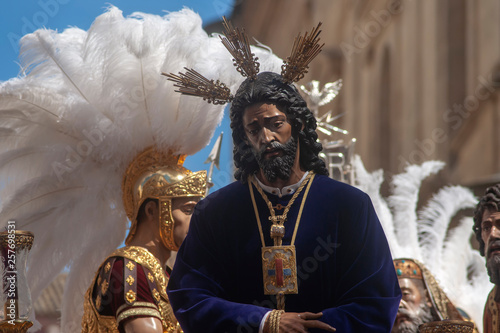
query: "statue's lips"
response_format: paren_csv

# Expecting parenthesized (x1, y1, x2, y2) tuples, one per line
(489, 247, 500, 258)
(488, 241, 500, 258)
(263, 149, 281, 158)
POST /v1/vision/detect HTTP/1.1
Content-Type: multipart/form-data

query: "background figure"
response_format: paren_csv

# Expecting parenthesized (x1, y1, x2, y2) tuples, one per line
(392, 259, 476, 333)
(473, 184, 500, 333)
(354, 157, 492, 332)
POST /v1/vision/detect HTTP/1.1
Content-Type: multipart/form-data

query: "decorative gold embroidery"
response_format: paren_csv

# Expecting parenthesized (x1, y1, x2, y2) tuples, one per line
(82, 284, 118, 332)
(82, 246, 177, 333)
(97, 276, 102, 286)
(116, 301, 158, 315)
(126, 261, 135, 271)
(101, 280, 109, 294)
(126, 275, 135, 286)
(152, 288, 161, 302)
(117, 307, 161, 326)
(95, 294, 102, 310)
(148, 272, 154, 282)
(104, 262, 111, 273)
(126, 290, 136, 303)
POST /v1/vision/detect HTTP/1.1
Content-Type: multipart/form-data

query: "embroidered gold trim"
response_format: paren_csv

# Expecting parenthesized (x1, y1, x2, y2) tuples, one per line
(116, 302, 158, 316)
(82, 246, 178, 332)
(117, 308, 162, 325)
(101, 280, 109, 294)
(109, 246, 177, 332)
(126, 261, 135, 271)
(126, 275, 135, 286)
(95, 295, 102, 310)
(148, 273, 154, 282)
(152, 288, 161, 303)
(104, 262, 111, 273)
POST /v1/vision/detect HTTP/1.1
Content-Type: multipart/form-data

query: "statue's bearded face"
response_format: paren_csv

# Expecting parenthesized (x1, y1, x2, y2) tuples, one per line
(392, 278, 434, 333)
(482, 209, 500, 285)
(243, 103, 298, 183)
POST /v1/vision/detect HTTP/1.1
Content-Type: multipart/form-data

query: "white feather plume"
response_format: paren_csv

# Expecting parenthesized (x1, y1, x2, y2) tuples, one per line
(0, 7, 283, 332)
(354, 156, 492, 331)
(388, 161, 444, 260)
(418, 186, 477, 273)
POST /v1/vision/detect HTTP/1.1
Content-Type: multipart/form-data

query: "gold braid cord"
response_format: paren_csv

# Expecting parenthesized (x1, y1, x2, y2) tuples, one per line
(220, 16, 260, 80)
(281, 22, 324, 84)
(162, 68, 232, 105)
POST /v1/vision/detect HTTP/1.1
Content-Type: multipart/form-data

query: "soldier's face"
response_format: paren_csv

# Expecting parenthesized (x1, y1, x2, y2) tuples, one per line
(171, 197, 201, 248)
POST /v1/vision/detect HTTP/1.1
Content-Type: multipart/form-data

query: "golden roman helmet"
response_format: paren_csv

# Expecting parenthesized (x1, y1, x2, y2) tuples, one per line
(122, 147, 207, 251)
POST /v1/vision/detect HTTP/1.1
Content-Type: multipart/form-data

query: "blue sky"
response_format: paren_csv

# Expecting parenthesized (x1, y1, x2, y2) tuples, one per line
(0, 0, 235, 192)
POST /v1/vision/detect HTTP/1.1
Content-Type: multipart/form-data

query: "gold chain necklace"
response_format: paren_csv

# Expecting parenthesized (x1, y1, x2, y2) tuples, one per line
(248, 172, 315, 310)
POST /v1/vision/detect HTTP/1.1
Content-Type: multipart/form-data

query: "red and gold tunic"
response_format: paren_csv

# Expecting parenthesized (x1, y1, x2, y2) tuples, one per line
(81, 246, 181, 332)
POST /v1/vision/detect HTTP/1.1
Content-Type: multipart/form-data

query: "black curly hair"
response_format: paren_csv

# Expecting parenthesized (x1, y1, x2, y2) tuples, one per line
(229, 72, 328, 182)
(473, 184, 500, 256)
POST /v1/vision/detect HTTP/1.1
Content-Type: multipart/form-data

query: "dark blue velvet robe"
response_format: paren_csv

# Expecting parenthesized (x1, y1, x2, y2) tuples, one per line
(167, 175, 401, 332)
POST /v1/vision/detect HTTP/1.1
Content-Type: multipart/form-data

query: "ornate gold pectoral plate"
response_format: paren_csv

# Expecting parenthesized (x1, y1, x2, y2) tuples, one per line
(262, 245, 298, 295)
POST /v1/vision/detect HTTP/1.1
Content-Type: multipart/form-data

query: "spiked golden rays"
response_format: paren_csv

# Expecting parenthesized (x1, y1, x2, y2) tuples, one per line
(164, 18, 324, 104)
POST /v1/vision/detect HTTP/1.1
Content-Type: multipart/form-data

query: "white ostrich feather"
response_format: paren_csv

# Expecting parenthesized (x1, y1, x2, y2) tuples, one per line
(352, 155, 398, 254)
(354, 158, 490, 331)
(439, 218, 493, 325)
(388, 161, 444, 260)
(418, 186, 477, 273)
(0, 7, 283, 332)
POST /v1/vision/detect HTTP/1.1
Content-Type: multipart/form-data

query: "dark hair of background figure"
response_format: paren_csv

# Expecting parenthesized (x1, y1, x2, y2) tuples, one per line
(229, 72, 329, 182)
(473, 184, 500, 256)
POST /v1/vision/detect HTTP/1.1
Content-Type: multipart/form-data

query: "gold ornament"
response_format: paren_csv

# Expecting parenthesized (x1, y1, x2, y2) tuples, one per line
(249, 173, 315, 310)
(394, 258, 423, 279)
(281, 23, 324, 84)
(126, 276, 135, 286)
(166, 18, 324, 105)
(126, 261, 135, 271)
(220, 16, 260, 80)
(419, 320, 474, 333)
(163, 68, 233, 105)
(125, 290, 136, 303)
(122, 146, 206, 250)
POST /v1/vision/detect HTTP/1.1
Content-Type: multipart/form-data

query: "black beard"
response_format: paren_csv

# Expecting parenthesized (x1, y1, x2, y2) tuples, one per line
(487, 253, 500, 285)
(392, 302, 433, 333)
(253, 137, 297, 184)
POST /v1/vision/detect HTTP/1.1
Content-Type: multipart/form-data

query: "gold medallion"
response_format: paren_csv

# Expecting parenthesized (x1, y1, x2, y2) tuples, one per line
(262, 245, 298, 295)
